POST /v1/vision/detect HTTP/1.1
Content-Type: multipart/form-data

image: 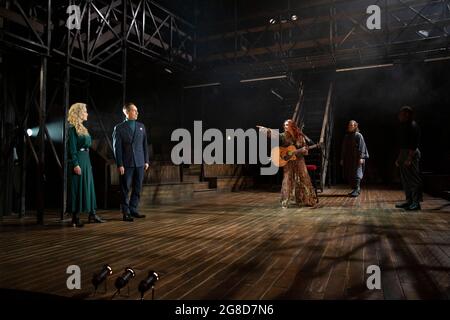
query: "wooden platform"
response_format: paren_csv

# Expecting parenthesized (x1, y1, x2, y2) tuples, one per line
(0, 186, 449, 300)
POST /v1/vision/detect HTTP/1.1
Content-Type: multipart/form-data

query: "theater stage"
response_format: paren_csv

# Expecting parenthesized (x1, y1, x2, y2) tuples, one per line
(0, 187, 449, 300)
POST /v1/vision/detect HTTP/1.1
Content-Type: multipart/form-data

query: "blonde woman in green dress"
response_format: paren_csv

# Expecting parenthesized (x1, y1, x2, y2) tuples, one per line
(67, 103, 105, 227)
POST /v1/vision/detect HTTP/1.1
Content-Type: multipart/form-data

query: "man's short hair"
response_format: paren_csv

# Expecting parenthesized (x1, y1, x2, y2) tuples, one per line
(400, 106, 414, 116)
(123, 102, 136, 112)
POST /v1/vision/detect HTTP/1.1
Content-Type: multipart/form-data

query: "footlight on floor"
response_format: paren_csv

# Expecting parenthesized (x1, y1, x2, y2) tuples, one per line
(113, 267, 135, 297)
(138, 271, 159, 300)
(92, 264, 112, 294)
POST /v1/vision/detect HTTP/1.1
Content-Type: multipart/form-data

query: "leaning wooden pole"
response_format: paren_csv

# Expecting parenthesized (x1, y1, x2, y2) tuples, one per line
(292, 81, 304, 124)
(319, 82, 334, 190)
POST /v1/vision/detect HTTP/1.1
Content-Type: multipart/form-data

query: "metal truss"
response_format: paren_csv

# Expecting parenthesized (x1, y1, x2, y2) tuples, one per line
(52, 0, 125, 82)
(124, 0, 194, 65)
(0, 1, 195, 81)
(0, 0, 195, 222)
(0, 0, 52, 55)
(196, 0, 450, 76)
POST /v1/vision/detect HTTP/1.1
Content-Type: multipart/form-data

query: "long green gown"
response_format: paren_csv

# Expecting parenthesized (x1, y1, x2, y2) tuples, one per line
(68, 126, 97, 214)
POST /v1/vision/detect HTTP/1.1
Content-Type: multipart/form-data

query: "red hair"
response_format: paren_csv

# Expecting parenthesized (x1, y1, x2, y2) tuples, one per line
(284, 119, 304, 145)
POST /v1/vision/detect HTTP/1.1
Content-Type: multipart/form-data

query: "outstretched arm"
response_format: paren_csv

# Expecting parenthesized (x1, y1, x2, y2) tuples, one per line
(256, 125, 280, 138)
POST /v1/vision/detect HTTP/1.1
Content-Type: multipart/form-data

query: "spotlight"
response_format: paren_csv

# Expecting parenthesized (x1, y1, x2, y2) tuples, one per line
(164, 67, 173, 74)
(269, 18, 276, 24)
(25, 121, 63, 141)
(115, 267, 135, 292)
(138, 271, 159, 300)
(92, 264, 112, 292)
(291, 14, 298, 21)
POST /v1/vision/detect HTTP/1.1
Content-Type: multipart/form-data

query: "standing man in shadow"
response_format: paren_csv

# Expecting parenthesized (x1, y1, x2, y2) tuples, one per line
(395, 106, 422, 211)
(340, 120, 369, 197)
(113, 102, 150, 221)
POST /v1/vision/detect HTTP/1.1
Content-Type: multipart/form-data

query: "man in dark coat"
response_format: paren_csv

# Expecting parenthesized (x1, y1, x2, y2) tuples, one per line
(395, 106, 422, 211)
(341, 120, 369, 197)
(112, 102, 150, 221)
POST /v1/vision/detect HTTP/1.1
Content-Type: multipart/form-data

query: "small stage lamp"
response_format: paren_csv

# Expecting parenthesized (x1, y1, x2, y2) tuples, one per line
(138, 271, 159, 300)
(114, 267, 135, 295)
(92, 264, 112, 293)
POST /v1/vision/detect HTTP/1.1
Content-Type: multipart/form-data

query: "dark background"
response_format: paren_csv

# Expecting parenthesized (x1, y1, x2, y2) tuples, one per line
(8, 51, 449, 209)
(2, 0, 450, 210)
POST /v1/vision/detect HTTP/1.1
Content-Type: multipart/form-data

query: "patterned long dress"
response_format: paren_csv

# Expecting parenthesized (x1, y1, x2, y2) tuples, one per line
(280, 132, 318, 207)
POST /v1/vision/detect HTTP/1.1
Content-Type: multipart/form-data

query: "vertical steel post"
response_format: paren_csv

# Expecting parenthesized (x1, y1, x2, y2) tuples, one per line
(0, 51, 5, 220)
(37, 56, 47, 224)
(122, 0, 128, 106)
(62, 65, 70, 220)
(62, 0, 71, 220)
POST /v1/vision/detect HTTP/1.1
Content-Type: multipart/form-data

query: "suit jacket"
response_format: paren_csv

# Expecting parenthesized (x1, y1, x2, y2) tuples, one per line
(112, 120, 150, 168)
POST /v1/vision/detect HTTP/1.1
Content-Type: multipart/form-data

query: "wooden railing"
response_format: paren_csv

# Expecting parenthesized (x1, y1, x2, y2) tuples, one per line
(319, 82, 334, 191)
(292, 81, 305, 125)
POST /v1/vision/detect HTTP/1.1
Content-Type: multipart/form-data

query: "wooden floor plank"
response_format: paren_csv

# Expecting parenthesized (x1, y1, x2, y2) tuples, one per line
(0, 186, 449, 300)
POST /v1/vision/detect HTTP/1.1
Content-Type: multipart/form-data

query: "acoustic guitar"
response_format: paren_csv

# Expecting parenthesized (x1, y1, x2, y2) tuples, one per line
(271, 144, 321, 167)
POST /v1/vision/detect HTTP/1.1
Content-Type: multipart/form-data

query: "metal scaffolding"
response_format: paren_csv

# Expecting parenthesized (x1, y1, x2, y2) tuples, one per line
(1, 0, 449, 222)
(0, 0, 195, 222)
(195, 0, 450, 77)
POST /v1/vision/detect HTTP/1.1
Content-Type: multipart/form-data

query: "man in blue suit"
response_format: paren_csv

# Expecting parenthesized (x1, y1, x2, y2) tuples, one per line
(112, 102, 150, 221)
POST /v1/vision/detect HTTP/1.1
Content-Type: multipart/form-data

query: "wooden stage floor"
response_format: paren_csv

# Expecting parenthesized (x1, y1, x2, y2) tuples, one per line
(0, 186, 449, 300)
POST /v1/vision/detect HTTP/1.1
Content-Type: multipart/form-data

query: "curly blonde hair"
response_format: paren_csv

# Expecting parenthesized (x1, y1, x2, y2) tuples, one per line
(68, 103, 89, 136)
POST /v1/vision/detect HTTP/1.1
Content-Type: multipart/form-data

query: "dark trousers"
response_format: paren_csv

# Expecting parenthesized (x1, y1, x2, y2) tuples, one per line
(344, 163, 364, 190)
(399, 149, 423, 204)
(352, 164, 364, 190)
(120, 166, 144, 214)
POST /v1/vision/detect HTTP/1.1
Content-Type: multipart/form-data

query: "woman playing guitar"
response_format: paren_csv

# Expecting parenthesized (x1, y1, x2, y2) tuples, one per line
(258, 119, 318, 208)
